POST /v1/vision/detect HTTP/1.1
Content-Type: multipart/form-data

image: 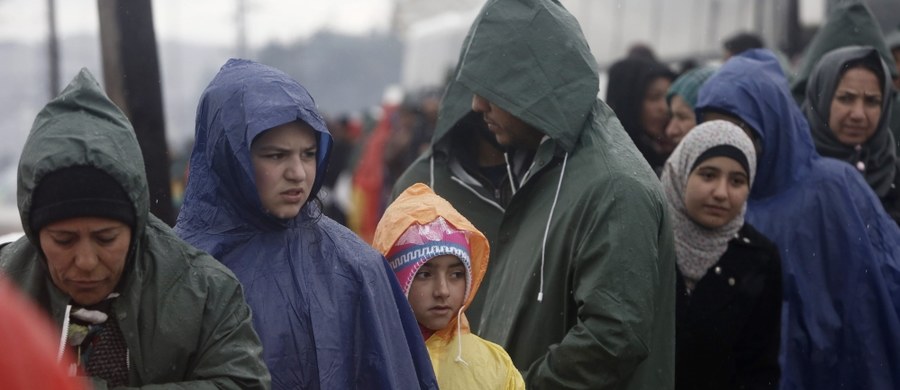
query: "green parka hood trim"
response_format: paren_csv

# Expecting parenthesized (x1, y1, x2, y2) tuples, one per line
(791, 1, 898, 100)
(444, 0, 598, 153)
(17, 68, 149, 261)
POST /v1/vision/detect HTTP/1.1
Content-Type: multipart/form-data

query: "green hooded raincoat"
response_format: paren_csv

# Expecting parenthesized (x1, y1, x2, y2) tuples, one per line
(428, 1, 677, 388)
(0, 69, 270, 389)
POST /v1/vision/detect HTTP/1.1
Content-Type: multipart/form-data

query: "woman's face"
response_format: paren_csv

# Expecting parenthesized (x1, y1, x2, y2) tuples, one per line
(828, 67, 883, 146)
(665, 95, 696, 146)
(251, 121, 318, 219)
(641, 77, 675, 154)
(39, 217, 132, 306)
(684, 157, 750, 229)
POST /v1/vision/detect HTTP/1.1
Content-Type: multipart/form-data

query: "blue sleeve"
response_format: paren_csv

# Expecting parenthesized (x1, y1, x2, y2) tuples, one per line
(380, 259, 439, 390)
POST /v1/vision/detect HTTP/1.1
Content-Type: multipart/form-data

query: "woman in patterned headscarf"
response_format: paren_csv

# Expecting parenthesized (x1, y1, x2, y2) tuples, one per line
(661, 120, 782, 390)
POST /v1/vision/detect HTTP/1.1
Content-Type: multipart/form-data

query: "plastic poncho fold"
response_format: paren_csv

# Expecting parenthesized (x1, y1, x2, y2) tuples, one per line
(697, 49, 900, 390)
(175, 59, 437, 390)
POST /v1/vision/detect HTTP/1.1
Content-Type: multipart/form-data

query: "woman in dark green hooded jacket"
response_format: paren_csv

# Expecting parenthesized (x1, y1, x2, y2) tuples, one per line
(0, 69, 270, 389)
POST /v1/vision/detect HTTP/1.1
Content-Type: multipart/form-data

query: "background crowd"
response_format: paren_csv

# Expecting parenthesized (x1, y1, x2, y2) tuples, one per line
(1, 0, 900, 389)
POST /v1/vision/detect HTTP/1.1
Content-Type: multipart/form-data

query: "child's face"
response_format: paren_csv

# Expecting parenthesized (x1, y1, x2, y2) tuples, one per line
(408, 254, 466, 331)
(250, 121, 318, 219)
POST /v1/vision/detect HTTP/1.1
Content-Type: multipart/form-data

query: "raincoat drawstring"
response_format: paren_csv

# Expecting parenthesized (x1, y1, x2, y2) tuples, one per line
(538, 152, 568, 302)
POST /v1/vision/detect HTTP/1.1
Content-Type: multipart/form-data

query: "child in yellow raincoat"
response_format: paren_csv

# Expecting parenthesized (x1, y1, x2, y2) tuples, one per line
(374, 183, 525, 390)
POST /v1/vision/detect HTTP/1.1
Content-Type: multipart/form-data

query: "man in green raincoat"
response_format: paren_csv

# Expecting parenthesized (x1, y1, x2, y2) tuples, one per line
(0, 69, 270, 389)
(397, 0, 676, 388)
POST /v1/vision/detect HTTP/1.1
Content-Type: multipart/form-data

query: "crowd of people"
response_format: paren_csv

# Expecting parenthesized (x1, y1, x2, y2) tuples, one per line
(2, 0, 900, 389)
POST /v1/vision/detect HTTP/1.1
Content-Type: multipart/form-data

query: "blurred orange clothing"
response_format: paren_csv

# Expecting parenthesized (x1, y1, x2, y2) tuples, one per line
(0, 275, 87, 390)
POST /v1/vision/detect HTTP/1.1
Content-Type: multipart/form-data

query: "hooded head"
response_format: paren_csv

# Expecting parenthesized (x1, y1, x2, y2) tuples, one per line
(803, 46, 896, 197)
(661, 121, 756, 288)
(697, 49, 816, 200)
(373, 183, 489, 340)
(17, 69, 149, 302)
(450, 0, 598, 153)
(667, 66, 717, 109)
(791, 2, 899, 101)
(607, 57, 677, 167)
(179, 59, 333, 229)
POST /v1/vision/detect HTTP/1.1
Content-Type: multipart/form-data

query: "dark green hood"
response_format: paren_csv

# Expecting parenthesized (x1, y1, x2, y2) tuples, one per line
(444, 0, 598, 153)
(791, 1, 898, 101)
(17, 68, 149, 252)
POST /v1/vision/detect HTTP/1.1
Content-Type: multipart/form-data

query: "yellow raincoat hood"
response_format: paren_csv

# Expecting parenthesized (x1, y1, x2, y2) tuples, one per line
(373, 183, 489, 340)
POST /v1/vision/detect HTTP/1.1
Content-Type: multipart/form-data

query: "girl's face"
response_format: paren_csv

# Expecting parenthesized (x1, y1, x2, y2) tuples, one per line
(407, 255, 466, 331)
(641, 77, 675, 154)
(251, 121, 317, 219)
(828, 67, 882, 146)
(684, 156, 750, 229)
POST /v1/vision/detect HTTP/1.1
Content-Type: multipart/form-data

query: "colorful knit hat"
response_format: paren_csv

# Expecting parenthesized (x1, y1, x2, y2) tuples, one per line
(386, 217, 472, 302)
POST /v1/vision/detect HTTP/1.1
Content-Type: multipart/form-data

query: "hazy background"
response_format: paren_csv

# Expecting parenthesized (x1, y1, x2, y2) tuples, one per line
(1, 0, 897, 233)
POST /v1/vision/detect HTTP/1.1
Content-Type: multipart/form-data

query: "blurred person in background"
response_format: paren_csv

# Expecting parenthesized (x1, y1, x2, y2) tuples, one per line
(176, 59, 437, 390)
(803, 46, 900, 224)
(696, 49, 900, 390)
(1, 69, 270, 389)
(663, 121, 782, 390)
(320, 114, 357, 226)
(790, 1, 900, 153)
(606, 54, 676, 174)
(722, 32, 764, 60)
(665, 66, 717, 146)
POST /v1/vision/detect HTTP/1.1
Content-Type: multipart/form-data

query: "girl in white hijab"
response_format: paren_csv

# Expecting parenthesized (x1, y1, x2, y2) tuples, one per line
(662, 120, 782, 390)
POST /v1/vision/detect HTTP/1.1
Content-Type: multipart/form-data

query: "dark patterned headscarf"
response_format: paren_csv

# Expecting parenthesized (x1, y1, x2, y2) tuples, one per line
(803, 46, 897, 198)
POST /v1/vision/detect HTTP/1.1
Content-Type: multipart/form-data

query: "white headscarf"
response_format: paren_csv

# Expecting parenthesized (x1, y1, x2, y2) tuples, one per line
(661, 120, 757, 289)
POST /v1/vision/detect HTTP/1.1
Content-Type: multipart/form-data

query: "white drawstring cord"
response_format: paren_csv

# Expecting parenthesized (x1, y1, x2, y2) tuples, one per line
(504, 153, 517, 195)
(453, 306, 469, 366)
(57, 304, 72, 363)
(538, 152, 568, 302)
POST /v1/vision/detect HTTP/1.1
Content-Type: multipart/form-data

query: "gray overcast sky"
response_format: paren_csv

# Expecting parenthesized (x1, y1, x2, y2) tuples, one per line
(0, 0, 394, 47)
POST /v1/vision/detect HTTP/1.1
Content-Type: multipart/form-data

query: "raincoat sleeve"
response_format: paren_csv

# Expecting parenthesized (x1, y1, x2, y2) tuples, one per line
(90, 267, 270, 390)
(526, 177, 672, 388)
(379, 259, 441, 390)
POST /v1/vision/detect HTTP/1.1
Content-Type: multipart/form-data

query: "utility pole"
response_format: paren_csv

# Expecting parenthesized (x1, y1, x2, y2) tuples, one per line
(97, 0, 174, 225)
(47, 0, 60, 97)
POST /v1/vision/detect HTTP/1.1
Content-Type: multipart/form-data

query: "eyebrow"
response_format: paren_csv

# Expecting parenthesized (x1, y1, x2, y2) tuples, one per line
(45, 226, 121, 235)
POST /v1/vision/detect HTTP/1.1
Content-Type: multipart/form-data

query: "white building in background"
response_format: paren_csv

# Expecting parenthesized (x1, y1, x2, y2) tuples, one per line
(394, 0, 895, 92)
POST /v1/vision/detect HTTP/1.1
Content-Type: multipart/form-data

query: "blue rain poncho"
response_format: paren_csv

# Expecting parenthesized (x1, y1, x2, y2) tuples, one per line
(696, 49, 900, 390)
(175, 59, 437, 390)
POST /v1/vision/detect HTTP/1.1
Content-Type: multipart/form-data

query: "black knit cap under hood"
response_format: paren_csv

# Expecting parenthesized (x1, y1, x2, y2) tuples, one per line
(30, 166, 135, 232)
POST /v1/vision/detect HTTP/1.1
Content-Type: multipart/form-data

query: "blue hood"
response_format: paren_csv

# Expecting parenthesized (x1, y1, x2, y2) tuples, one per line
(176, 59, 437, 389)
(697, 49, 816, 201)
(184, 58, 332, 229)
(698, 49, 900, 390)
